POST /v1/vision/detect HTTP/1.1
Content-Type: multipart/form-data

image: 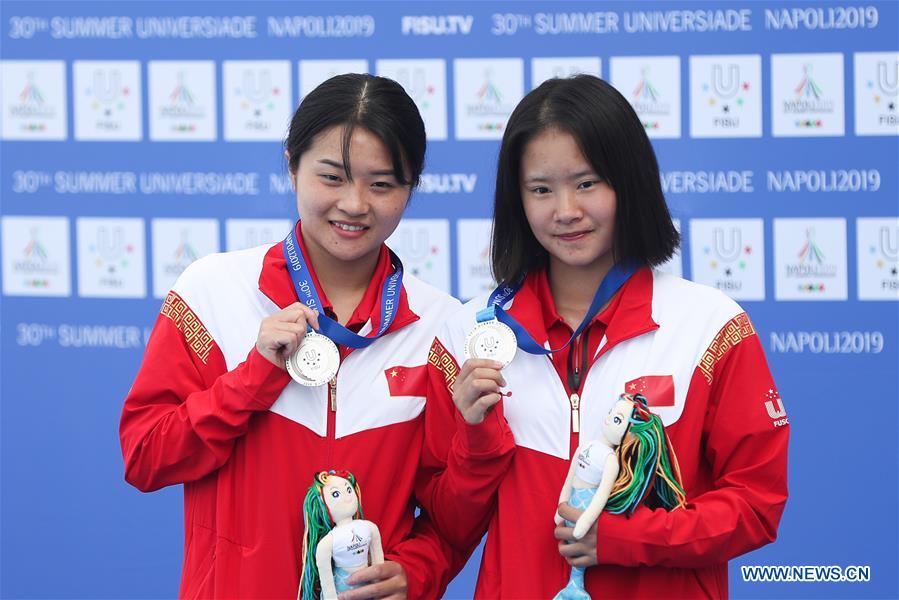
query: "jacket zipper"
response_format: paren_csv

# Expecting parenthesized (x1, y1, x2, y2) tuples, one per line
(566, 329, 590, 455)
(326, 373, 338, 465)
(569, 392, 580, 434)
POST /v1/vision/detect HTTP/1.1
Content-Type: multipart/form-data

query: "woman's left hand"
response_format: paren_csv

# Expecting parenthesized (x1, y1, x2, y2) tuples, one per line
(555, 503, 599, 568)
(339, 561, 407, 600)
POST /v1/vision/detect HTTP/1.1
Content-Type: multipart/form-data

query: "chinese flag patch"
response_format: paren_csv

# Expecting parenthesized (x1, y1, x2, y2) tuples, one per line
(624, 375, 675, 407)
(385, 365, 428, 397)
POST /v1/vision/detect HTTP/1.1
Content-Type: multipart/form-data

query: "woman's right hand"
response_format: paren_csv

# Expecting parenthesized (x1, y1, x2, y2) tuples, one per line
(255, 302, 320, 369)
(452, 359, 507, 425)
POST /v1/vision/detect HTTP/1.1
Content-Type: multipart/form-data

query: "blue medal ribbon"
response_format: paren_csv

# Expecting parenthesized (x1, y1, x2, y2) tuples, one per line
(282, 224, 403, 349)
(476, 263, 637, 355)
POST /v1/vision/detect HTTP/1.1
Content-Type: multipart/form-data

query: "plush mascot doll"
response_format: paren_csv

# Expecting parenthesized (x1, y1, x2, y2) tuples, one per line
(554, 394, 688, 600)
(298, 470, 384, 600)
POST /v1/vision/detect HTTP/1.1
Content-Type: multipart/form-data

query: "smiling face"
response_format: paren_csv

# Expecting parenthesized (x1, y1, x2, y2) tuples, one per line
(519, 127, 617, 276)
(602, 398, 633, 446)
(322, 475, 359, 524)
(291, 125, 411, 268)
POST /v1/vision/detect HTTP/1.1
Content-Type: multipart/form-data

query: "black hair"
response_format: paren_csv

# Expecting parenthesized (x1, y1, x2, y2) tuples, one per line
(491, 74, 679, 284)
(285, 73, 426, 188)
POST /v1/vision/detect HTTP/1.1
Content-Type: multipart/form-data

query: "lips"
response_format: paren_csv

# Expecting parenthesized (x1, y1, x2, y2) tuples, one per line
(329, 220, 370, 238)
(330, 221, 368, 232)
(555, 229, 593, 241)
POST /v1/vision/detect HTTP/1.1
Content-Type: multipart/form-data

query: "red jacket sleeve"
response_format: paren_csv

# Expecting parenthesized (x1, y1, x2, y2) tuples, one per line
(386, 512, 472, 600)
(413, 336, 517, 553)
(119, 291, 290, 492)
(596, 325, 789, 568)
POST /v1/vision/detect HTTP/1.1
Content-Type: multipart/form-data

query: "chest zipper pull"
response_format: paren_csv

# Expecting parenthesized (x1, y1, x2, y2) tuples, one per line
(329, 377, 337, 412)
(569, 393, 580, 433)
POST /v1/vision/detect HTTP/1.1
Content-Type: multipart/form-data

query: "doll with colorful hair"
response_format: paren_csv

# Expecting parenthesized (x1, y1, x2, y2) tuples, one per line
(553, 394, 688, 600)
(298, 470, 384, 600)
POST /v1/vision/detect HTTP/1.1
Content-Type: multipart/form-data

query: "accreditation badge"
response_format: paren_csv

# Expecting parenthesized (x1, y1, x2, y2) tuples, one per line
(464, 319, 517, 368)
(286, 330, 340, 387)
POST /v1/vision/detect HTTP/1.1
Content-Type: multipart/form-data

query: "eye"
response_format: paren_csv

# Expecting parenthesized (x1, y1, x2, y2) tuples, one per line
(613, 416, 622, 425)
(320, 173, 342, 183)
(371, 181, 396, 191)
(577, 180, 596, 190)
(530, 186, 551, 195)
(346, 485, 353, 494)
(331, 490, 340, 498)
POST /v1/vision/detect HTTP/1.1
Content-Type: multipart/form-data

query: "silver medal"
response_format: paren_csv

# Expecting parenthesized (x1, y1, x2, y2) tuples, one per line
(464, 320, 517, 367)
(286, 331, 340, 387)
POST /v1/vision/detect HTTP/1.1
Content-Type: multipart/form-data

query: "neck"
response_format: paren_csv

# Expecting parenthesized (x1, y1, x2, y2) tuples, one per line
(548, 254, 615, 330)
(300, 230, 380, 324)
(334, 516, 354, 528)
(596, 436, 615, 450)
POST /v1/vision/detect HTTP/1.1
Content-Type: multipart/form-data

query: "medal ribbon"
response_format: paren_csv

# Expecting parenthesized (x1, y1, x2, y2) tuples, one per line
(476, 263, 637, 355)
(282, 223, 403, 349)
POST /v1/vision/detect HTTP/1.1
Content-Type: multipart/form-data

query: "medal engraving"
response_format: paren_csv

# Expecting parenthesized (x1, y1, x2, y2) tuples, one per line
(286, 331, 340, 387)
(464, 320, 517, 367)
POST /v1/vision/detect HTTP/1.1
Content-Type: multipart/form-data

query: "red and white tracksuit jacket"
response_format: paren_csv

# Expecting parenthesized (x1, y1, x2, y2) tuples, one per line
(119, 225, 467, 599)
(422, 267, 790, 599)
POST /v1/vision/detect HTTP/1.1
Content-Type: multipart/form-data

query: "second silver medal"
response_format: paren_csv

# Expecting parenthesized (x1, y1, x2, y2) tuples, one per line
(464, 319, 517, 368)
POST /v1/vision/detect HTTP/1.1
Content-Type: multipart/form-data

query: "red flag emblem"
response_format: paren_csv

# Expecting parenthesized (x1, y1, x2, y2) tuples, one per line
(624, 375, 675, 407)
(385, 365, 428, 397)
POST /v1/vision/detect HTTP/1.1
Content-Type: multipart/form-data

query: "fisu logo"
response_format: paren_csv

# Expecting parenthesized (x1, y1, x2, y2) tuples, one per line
(876, 60, 898, 96)
(705, 226, 753, 293)
(764, 388, 788, 427)
(92, 69, 122, 105)
(711, 64, 740, 99)
(393, 68, 432, 109)
(97, 226, 126, 261)
(241, 69, 271, 105)
(714, 227, 743, 262)
(398, 228, 432, 263)
(878, 226, 898, 261)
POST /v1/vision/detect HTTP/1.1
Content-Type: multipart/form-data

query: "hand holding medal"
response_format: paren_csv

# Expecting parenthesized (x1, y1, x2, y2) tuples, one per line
(256, 303, 321, 370)
(281, 225, 404, 387)
(452, 359, 509, 425)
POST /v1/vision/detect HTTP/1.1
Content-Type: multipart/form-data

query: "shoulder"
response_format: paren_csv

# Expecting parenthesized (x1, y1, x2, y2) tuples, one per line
(175, 244, 271, 291)
(650, 270, 745, 330)
(402, 273, 462, 318)
(172, 244, 270, 299)
(425, 291, 491, 358)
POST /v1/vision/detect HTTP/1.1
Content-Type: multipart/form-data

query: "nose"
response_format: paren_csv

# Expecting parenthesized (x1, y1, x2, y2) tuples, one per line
(336, 181, 369, 217)
(554, 189, 583, 224)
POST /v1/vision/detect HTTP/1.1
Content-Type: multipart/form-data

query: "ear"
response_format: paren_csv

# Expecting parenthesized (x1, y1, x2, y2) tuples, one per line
(284, 151, 298, 190)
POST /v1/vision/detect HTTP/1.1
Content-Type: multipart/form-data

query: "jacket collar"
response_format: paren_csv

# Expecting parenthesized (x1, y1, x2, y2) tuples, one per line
(258, 221, 420, 335)
(505, 266, 659, 352)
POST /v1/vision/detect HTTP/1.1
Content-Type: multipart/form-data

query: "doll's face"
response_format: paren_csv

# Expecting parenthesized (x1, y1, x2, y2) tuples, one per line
(602, 399, 633, 445)
(322, 476, 358, 523)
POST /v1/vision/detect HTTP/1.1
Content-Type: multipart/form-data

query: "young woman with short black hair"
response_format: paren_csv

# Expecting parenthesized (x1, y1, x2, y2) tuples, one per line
(422, 75, 789, 599)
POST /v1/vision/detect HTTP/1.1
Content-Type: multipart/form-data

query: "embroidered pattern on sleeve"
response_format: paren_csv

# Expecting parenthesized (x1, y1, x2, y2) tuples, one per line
(428, 338, 459, 393)
(161, 291, 214, 364)
(698, 312, 756, 384)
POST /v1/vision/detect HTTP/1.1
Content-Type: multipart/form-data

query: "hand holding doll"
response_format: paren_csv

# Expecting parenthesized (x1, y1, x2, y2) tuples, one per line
(299, 470, 384, 600)
(553, 394, 687, 600)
